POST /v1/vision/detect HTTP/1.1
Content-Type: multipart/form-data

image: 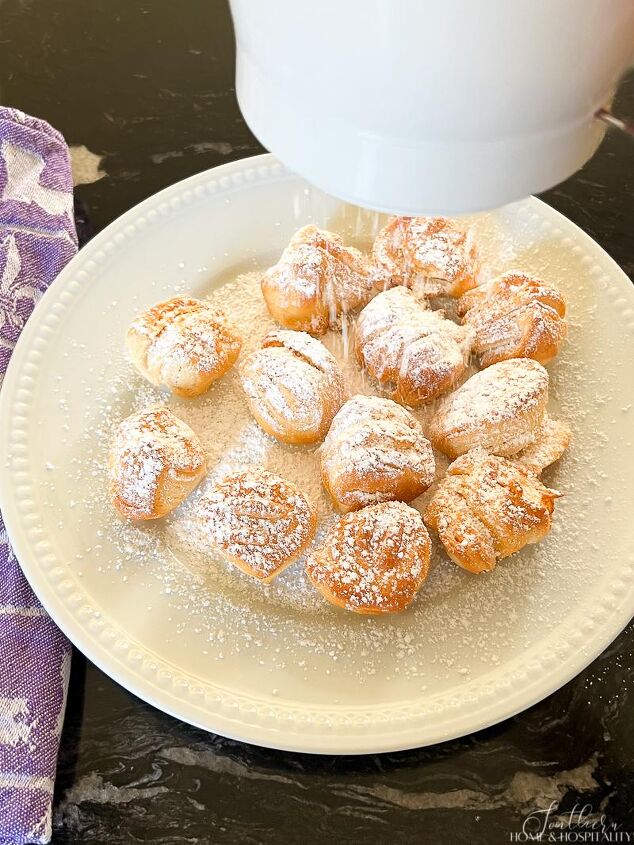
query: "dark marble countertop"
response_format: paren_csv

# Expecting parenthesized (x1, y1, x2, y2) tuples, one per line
(1, 1, 633, 842)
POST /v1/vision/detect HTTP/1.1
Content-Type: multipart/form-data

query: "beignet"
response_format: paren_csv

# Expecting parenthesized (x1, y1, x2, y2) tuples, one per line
(306, 502, 431, 614)
(356, 286, 473, 406)
(425, 448, 560, 573)
(197, 468, 316, 582)
(427, 358, 548, 458)
(126, 296, 242, 397)
(261, 225, 375, 336)
(372, 216, 478, 297)
(240, 330, 345, 444)
(321, 394, 435, 512)
(109, 407, 206, 521)
(458, 272, 567, 367)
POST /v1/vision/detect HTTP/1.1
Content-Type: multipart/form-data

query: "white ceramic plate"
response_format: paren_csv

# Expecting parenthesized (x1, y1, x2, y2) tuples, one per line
(1, 154, 634, 754)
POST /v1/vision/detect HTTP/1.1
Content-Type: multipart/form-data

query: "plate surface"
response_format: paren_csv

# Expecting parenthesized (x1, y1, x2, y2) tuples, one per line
(1, 154, 634, 754)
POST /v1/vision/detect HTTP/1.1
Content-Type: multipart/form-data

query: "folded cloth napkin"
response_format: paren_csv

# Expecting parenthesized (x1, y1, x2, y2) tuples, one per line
(0, 108, 77, 845)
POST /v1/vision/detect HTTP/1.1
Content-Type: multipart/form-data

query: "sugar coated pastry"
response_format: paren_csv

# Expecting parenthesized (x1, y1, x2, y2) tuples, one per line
(512, 415, 571, 475)
(240, 330, 345, 444)
(372, 216, 478, 297)
(427, 358, 548, 459)
(261, 225, 375, 336)
(458, 272, 567, 367)
(356, 286, 473, 406)
(197, 468, 316, 582)
(126, 296, 242, 397)
(109, 407, 206, 521)
(425, 448, 560, 573)
(321, 394, 435, 512)
(306, 502, 431, 614)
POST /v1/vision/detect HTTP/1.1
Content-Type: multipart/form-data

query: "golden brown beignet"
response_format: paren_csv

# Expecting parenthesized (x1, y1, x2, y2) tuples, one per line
(458, 272, 567, 367)
(512, 415, 571, 475)
(197, 468, 316, 582)
(126, 296, 242, 398)
(261, 225, 375, 336)
(321, 395, 435, 512)
(356, 286, 473, 406)
(424, 448, 560, 573)
(306, 502, 431, 614)
(240, 330, 345, 444)
(109, 407, 206, 521)
(427, 358, 548, 459)
(372, 216, 479, 297)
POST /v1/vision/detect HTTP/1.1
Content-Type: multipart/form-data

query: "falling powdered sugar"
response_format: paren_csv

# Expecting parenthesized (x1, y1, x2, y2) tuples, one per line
(372, 216, 479, 297)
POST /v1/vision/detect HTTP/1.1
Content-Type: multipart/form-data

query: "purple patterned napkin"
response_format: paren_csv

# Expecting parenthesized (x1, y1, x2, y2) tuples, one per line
(0, 108, 77, 845)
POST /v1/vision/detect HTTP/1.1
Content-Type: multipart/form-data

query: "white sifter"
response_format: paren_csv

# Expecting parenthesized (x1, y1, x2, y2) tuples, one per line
(229, 0, 634, 215)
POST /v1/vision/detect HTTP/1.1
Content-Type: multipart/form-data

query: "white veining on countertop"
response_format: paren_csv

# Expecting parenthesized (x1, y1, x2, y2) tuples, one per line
(69, 145, 107, 186)
(59, 772, 169, 806)
(355, 755, 599, 812)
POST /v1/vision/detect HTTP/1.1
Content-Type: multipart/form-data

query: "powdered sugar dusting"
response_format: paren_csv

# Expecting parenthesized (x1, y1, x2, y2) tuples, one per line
(306, 502, 431, 614)
(459, 272, 567, 367)
(241, 349, 323, 426)
(109, 407, 205, 519)
(429, 358, 549, 457)
(357, 286, 473, 405)
(129, 296, 241, 389)
(372, 216, 479, 297)
(426, 448, 559, 573)
(410, 219, 473, 282)
(321, 395, 435, 510)
(261, 225, 375, 334)
(195, 468, 315, 580)
(239, 330, 345, 438)
(58, 201, 633, 701)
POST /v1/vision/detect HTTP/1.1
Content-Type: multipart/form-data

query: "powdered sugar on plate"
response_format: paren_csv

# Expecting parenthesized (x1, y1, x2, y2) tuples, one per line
(61, 206, 630, 695)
